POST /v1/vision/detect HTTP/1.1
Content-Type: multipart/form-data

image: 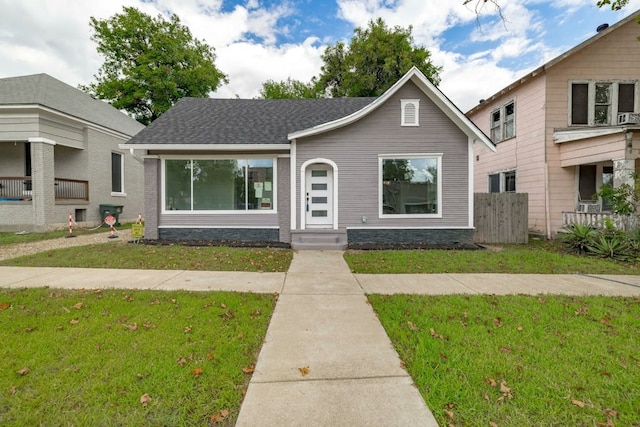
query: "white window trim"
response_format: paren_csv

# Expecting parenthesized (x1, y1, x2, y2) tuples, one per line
(160, 155, 278, 214)
(111, 151, 126, 196)
(489, 100, 515, 143)
(401, 99, 420, 126)
(378, 153, 442, 219)
(568, 80, 638, 126)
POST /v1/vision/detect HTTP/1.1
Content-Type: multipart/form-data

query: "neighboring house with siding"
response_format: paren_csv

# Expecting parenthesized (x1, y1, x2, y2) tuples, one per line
(124, 67, 495, 249)
(467, 11, 640, 238)
(0, 73, 145, 231)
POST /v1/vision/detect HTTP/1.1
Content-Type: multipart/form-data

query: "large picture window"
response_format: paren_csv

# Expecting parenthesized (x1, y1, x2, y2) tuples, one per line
(380, 155, 441, 217)
(164, 158, 274, 211)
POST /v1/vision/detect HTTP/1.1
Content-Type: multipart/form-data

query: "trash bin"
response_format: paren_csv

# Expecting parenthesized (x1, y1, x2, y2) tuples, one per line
(99, 204, 124, 227)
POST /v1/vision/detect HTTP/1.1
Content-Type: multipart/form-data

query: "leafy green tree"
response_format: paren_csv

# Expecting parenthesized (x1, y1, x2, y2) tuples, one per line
(316, 18, 441, 97)
(258, 77, 320, 99)
(81, 7, 227, 124)
(463, 0, 628, 11)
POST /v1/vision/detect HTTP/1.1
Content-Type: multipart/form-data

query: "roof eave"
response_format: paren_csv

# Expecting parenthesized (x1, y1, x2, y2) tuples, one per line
(121, 143, 291, 151)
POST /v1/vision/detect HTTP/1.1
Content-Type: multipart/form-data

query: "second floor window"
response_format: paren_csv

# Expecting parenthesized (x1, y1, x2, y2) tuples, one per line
(489, 101, 515, 143)
(570, 81, 637, 126)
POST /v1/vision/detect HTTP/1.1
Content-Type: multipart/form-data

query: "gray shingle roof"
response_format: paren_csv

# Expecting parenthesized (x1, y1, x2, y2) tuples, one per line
(127, 97, 377, 145)
(0, 73, 144, 136)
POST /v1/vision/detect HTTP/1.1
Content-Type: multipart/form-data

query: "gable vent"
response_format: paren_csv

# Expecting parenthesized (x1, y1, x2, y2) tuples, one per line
(401, 99, 420, 126)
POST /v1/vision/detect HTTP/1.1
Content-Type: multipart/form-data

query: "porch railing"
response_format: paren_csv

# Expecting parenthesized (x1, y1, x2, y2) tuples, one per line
(562, 211, 639, 232)
(0, 177, 89, 201)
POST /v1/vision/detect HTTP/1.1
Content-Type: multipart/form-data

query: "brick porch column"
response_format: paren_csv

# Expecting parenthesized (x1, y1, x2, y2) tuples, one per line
(28, 137, 56, 231)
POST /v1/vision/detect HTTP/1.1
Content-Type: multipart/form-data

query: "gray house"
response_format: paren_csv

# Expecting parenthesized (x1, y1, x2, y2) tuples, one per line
(125, 67, 495, 249)
(0, 74, 145, 232)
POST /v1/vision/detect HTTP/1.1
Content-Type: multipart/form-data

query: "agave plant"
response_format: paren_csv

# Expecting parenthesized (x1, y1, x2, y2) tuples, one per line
(586, 234, 632, 261)
(561, 223, 598, 254)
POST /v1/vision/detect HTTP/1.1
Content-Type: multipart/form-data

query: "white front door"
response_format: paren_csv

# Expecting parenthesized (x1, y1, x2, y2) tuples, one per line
(305, 164, 333, 228)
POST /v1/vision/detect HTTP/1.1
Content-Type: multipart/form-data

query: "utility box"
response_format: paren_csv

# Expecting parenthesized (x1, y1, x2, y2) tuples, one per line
(99, 204, 124, 227)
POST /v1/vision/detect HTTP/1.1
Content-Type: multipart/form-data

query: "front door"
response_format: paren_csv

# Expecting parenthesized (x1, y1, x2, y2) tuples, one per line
(305, 164, 333, 228)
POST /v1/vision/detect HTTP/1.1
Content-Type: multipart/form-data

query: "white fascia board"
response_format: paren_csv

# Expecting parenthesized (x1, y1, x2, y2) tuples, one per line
(119, 143, 290, 151)
(287, 67, 496, 152)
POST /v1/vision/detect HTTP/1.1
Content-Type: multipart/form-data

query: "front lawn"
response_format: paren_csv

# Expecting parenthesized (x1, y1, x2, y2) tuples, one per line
(370, 294, 640, 427)
(345, 240, 640, 274)
(0, 287, 275, 426)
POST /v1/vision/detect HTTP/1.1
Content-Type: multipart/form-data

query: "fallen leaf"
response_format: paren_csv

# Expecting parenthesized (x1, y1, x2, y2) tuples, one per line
(177, 357, 187, 366)
(444, 410, 454, 419)
(500, 347, 511, 353)
(407, 321, 419, 331)
(191, 367, 203, 378)
(8, 386, 17, 395)
(429, 328, 444, 339)
(603, 408, 618, 418)
(15, 368, 29, 376)
(598, 419, 616, 427)
(0, 302, 10, 310)
(493, 317, 503, 327)
(237, 333, 244, 339)
(484, 378, 498, 387)
(490, 422, 499, 427)
(499, 381, 511, 394)
(207, 353, 214, 360)
(242, 365, 255, 374)
(210, 409, 230, 423)
(601, 370, 612, 377)
(69, 318, 79, 325)
(575, 307, 588, 315)
(517, 325, 523, 331)
(125, 323, 138, 331)
(298, 366, 309, 376)
(184, 326, 192, 333)
(600, 317, 611, 325)
(571, 399, 585, 408)
(220, 303, 227, 308)
(73, 302, 83, 310)
(140, 393, 152, 407)
(55, 325, 63, 331)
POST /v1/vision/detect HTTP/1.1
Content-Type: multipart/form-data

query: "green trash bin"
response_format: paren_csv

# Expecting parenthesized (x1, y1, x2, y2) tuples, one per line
(99, 204, 124, 227)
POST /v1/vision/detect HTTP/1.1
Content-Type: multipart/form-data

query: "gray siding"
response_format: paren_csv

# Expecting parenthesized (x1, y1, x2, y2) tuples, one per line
(277, 156, 291, 242)
(295, 81, 470, 230)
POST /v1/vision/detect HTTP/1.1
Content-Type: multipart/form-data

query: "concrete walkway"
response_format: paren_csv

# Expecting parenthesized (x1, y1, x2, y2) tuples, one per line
(235, 251, 438, 426)
(1, 252, 640, 426)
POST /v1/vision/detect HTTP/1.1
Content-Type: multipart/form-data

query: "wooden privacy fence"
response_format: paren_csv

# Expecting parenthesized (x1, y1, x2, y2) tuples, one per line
(474, 193, 528, 244)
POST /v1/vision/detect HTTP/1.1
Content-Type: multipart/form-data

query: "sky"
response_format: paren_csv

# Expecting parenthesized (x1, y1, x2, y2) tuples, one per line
(0, 0, 639, 112)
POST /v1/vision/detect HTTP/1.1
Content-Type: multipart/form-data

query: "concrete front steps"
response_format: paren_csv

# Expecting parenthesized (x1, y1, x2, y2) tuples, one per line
(290, 229, 347, 250)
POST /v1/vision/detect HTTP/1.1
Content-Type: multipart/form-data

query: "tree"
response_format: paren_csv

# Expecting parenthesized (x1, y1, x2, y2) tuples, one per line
(463, 0, 629, 11)
(257, 77, 320, 99)
(81, 7, 227, 124)
(316, 18, 441, 97)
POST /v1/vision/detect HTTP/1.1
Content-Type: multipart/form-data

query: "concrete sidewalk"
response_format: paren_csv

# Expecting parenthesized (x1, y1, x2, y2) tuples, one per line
(235, 251, 439, 426)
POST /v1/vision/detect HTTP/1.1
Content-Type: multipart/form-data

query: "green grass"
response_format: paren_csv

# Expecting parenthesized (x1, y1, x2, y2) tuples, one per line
(369, 294, 640, 427)
(0, 287, 275, 426)
(345, 240, 640, 274)
(0, 244, 293, 272)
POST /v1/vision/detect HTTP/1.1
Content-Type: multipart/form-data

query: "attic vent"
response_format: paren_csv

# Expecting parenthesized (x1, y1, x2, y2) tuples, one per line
(596, 23, 609, 32)
(401, 99, 420, 126)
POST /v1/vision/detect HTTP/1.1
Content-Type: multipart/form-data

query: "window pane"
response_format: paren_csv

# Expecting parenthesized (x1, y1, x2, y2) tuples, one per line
(193, 160, 243, 210)
(504, 171, 516, 192)
(311, 210, 328, 217)
(595, 83, 610, 104)
(311, 170, 327, 177)
(489, 174, 500, 193)
(312, 183, 327, 191)
(111, 153, 122, 193)
(618, 83, 635, 113)
(490, 110, 501, 142)
(165, 160, 192, 210)
(247, 159, 273, 210)
(504, 102, 515, 139)
(382, 158, 438, 215)
(594, 105, 609, 125)
(312, 197, 327, 203)
(571, 83, 588, 125)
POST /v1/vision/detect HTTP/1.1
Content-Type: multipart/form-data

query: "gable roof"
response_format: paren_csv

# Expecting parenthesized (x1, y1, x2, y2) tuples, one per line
(289, 66, 495, 151)
(0, 73, 144, 136)
(126, 67, 494, 152)
(126, 97, 376, 147)
(467, 9, 640, 115)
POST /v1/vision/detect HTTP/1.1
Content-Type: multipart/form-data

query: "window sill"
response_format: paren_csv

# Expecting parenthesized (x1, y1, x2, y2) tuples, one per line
(111, 192, 127, 197)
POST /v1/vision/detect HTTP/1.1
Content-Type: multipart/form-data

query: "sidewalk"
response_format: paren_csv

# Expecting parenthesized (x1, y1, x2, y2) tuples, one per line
(235, 250, 439, 427)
